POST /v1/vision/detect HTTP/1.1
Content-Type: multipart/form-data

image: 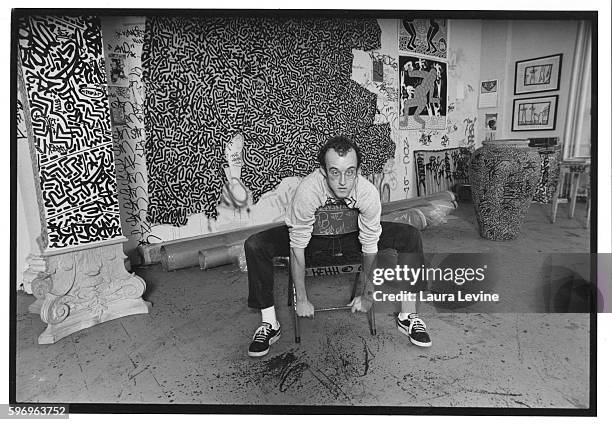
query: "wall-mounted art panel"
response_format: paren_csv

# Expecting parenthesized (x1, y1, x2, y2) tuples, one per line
(18, 15, 123, 249)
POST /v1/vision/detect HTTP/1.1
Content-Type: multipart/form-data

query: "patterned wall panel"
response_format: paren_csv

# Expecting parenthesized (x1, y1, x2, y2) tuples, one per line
(18, 16, 123, 249)
(142, 16, 394, 226)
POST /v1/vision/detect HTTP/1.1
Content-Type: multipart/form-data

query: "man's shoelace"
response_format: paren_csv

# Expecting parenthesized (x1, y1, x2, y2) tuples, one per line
(409, 318, 427, 333)
(253, 325, 272, 342)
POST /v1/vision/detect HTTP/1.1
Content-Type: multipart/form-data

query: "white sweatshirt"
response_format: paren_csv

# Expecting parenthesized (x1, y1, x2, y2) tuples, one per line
(284, 169, 382, 254)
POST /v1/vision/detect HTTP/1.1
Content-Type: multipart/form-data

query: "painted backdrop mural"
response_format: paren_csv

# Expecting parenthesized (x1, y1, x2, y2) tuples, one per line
(18, 16, 123, 249)
(142, 16, 395, 226)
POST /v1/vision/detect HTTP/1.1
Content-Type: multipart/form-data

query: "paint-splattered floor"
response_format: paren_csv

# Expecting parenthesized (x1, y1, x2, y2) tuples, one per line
(15, 201, 592, 407)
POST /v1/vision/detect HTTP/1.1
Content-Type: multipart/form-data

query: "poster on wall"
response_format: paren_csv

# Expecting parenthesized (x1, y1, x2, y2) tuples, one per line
(484, 113, 497, 141)
(398, 19, 448, 59)
(107, 52, 129, 87)
(398, 55, 447, 130)
(512, 95, 558, 131)
(479, 79, 498, 108)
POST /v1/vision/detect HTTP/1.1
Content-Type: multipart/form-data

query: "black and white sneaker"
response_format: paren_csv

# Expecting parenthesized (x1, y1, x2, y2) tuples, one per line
(397, 313, 432, 347)
(248, 322, 281, 357)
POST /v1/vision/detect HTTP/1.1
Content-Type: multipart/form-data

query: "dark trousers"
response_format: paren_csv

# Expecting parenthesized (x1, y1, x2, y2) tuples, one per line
(245, 222, 424, 309)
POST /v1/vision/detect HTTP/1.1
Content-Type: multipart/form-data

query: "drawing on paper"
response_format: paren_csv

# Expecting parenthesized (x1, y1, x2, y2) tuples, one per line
(398, 19, 448, 59)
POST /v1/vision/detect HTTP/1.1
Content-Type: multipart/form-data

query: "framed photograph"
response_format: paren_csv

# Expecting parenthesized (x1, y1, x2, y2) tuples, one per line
(514, 54, 562, 95)
(512, 95, 558, 131)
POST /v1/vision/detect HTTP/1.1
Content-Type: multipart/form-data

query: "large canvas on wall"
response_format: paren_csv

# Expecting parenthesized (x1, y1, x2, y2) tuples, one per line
(142, 16, 395, 226)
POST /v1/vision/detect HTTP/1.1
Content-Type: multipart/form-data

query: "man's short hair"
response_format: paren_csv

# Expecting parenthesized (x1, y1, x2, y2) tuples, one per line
(317, 135, 362, 170)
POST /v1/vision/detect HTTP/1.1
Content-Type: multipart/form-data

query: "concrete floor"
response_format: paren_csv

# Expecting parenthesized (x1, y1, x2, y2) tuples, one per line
(15, 201, 592, 407)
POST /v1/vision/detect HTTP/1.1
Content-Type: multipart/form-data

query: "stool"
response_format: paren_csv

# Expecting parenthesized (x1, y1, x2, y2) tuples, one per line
(279, 205, 377, 343)
(551, 159, 591, 227)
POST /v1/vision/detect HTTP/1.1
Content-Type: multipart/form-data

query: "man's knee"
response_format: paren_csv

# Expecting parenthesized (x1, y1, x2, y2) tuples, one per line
(244, 233, 264, 256)
(244, 230, 281, 259)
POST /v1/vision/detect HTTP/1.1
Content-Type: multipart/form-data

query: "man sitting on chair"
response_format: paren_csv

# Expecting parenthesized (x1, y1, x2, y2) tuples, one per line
(245, 135, 431, 357)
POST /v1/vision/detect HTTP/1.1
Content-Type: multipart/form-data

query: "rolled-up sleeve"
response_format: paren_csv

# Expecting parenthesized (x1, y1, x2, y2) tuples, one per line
(357, 185, 382, 254)
(285, 184, 318, 249)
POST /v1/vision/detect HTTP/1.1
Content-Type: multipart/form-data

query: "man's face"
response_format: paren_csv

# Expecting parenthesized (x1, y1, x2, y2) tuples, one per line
(323, 148, 359, 199)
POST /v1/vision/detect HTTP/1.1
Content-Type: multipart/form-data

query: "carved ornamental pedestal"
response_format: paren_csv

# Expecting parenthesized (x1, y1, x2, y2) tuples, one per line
(29, 238, 151, 344)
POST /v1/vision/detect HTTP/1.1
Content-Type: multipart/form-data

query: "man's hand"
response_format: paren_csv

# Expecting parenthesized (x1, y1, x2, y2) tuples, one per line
(296, 299, 315, 317)
(347, 295, 373, 313)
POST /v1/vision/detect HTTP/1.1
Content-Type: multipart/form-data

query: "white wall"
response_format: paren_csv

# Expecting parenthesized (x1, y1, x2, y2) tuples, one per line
(480, 20, 579, 142)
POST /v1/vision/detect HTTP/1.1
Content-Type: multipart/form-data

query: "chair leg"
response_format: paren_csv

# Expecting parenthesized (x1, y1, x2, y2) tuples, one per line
(585, 190, 591, 229)
(551, 169, 565, 223)
(368, 303, 377, 336)
(292, 281, 300, 343)
(350, 272, 360, 300)
(569, 172, 580, 218)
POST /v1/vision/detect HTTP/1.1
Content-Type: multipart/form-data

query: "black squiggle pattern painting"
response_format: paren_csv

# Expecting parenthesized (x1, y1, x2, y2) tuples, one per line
(18, 16, 123, 248)
(142, 16, 393, 226)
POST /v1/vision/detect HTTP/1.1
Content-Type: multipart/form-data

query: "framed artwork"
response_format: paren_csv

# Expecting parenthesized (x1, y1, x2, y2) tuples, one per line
(514, 54, 562, 95)
(512, 95, 558, 131)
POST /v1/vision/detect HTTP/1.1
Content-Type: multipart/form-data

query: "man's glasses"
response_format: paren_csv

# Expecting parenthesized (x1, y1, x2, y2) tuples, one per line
(328, 168, 357, 180)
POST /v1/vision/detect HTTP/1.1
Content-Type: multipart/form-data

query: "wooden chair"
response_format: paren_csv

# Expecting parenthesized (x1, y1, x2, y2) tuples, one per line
(279, 205, 376, 343)
(551, 158, 591, 227)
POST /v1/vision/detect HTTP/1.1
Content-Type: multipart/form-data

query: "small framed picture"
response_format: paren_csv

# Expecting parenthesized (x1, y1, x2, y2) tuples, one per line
(512, 95, 558, 131)
(514, 54, 562, 95)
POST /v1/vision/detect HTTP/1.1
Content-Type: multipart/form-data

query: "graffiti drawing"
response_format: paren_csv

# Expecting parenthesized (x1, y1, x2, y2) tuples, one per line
(101, 18, 154, 249)
(365, 158, 397, 203)
(463, 117, 476, 148)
